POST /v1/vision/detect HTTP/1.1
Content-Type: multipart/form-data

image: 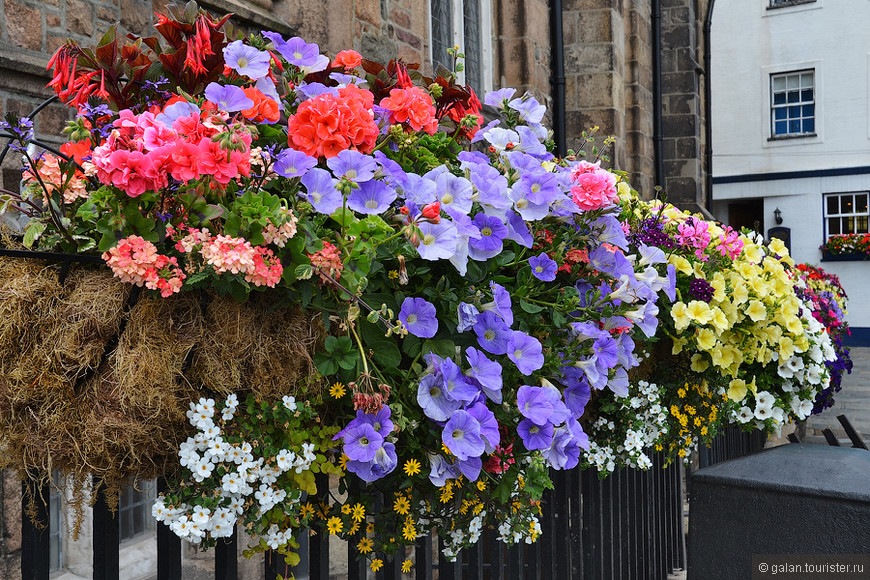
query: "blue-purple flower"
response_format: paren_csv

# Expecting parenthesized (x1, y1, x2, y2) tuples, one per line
(456, 302, 480, 332)
(204, 83, 254, 113)
(263, 33, 321, 67)
(468, 214, 507, 260)
(464, 347, 503, 403)
(507, 331, 545, 375)
(347, 180, 397, 215)
(473, 311, 513, 355)
(529, 253, 558, 282)
(327, 149, 378, 183)
(517, 419, 554, 450)
(223, 40, 272, 79)
(299, 168, 343, 214)
(399, 297, 439, 338)
(442, 411, 485, 461)
(340, 423, 383, 462)
(415, 220, 458, 261)
(417, 374, 461, 421)
(274, 149, 317, 179)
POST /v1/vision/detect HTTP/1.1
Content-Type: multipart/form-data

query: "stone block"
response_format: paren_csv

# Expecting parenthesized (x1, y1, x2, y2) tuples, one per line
(667, 92, 699, 116)
(395, 44, 421, 65)
(46, 12, 62, 28)
(6, 0, 43, 51)
(495, 37, 533, 90)
(661, 70, 697, 94)
(120, 0, 149, 35)
(67, 0, 95, 37)
(359, 33, 397, 64)
(393, 27, 421, 50)
(38, 104, 71, 137)
(355, 0, 382, 26)
(563, 43, 615, 75)
(575, 9, 615, 44)
(662, 113, 698, 139)
(662, 22, 694, 49)
(574, 72, 622, 109)
(664, 176, 701, 207)
(391, 5, 411, 30)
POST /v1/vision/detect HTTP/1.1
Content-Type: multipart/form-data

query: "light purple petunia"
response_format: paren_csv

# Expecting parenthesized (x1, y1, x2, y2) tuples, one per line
(504, 210, 534, 248)
(417, 374, 461, 422)
(399, 297, 439, 338)
(440, 357, 480, 403)
(340, 423, 383, 462)
(299, 168, 343, 214)
(508, 95, 546, 125)
(415, 220, 458, 261)
(517, 385, 555, 425)
(464, 346, 503, 403)
(274, 149, 317, 179)
(263, 32, 321, 67)
(156, 101, 200, 126)
(442, 410, 485, 461)
(456, 456, 482, 481)
(529, 253, 558, 282)
(517, 419, 554, 450)
(466, 402, 500, 453)
(456, 302, 480, 332)
(472, 311, 513, 355)
(223, 40, 272, 79)
(483, 282, 513, 326)
(428, 453, 458, 487)
(432, 172, 474, 218)
(468, 214, 507, 261)
(484, 87, 517, 107)
(347, 442, 397, 482)
(514, 171, 560, 205)
(327, 149, 378, 183)
(346, 180, 397, 215)
(204, 83, 253, 113)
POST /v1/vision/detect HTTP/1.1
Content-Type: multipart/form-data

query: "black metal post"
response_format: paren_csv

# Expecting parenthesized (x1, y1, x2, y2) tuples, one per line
(92, 478, 119, 580)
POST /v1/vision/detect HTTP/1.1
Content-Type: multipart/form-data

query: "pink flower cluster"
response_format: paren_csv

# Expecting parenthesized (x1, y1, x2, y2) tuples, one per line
(716, 226, 744, 260)
(91, 105, 252, 197)
(308, 240, 343, 284)
(102, 235, 186, 297)
(379, 86, 438, 134)
(174, 227, 283, 288)
(286, 84, 379, 159)
(569, 161, 618, 211)
(676, 217, 711, 260)
(262, 208, 299, 247)
(24, 154, 92, 204)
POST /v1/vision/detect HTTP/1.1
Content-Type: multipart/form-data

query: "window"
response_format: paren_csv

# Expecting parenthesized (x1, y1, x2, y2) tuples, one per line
(49, 476, 63, 572)
(825, 192, 869, 238)
(768, 0, 816, 8)
(770, 70, 815, 137)
(118, 480, 156, 542)
(430, 0, 491, 97)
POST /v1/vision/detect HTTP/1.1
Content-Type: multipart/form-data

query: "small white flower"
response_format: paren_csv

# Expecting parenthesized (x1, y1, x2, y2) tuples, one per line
(193, 459, 214, 480)
(754, 405, 773, 420)
(191, 506, 211, 525)
(755, 391, 775, 410)
(737, 406, 753, 423)
(282, 395, 297, 411)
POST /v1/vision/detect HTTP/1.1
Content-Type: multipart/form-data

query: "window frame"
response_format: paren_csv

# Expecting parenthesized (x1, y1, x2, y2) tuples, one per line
(769, 69, 816, 139)
(761, 61, 823, 147)
(429, 0, 493, 97)
(823, 191, 870, 240)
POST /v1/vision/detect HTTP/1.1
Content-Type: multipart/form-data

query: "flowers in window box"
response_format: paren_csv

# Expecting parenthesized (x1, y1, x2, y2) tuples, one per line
(820, 233, 870, 258)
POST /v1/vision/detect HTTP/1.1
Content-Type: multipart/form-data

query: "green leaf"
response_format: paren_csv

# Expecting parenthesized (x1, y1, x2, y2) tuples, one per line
(22, 221, 45, 248)
(422, 339, 455, 360)
(369, 340, 402, 369)
(295, 264, 314, 280)
(520, 300, 546, 314)
(330, 206, 355, 228)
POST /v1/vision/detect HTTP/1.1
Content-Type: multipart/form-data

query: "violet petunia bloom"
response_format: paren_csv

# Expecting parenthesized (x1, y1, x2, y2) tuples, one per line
(299, 167, 343, 214)
(355, 406, 394, 436)
(456, 456, 482, 481)
(399, 297, 439, 339)
(483, 281, 514, 326)
(484, 87, 517, 107)
(428, 453, 458, 487)
(440, 357, 480, 403)
(431, 172, 474, 218)
(274, 149, 317, 178)
(346, 180, 397, 215)
(223, 40, 272, 79)
(504, 210, 534, 248)
(529, 253, 558, 282)
(415, 220, 458, 261)
(473, 311, 513, 355)
(564, 381, 592, 418)
(156, 101, 200, 126)
(456, 302, 480, 332)
(442, 410, 485, 461)
(517, 385, 554, 425)
(327, 149, 378, 183)
(464, 346, 503, 403)
(508, 331, 545, 376)
(517, 419, 554, 450)
(514, 171, 560, 205)
(467, 402, 500, 453)
(204, 83, 254, 113)
(508, 95, 546, 125)
(347, 442, 397, 482)
(468, 214, 507, 261)
(341, 423, 383, 462)
(263, 32, 321, 67)
(417, 374, 461, 421)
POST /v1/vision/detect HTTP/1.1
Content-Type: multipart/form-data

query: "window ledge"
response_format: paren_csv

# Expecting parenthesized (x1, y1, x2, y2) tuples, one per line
(767, 0, 816, 9)
(198, 0, 295, 36)
(768, 133, 817, 142)
(821, 250, 869, 262)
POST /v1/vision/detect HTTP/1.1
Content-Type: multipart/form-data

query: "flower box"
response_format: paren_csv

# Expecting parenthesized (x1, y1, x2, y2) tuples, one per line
(821, 249, 869, 262)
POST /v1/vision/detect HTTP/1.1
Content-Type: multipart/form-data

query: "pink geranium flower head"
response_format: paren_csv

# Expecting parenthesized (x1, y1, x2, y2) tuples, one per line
(569, 160, 618, 211)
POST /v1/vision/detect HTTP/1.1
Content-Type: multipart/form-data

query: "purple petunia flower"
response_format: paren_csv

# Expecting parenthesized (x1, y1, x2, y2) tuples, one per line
(299, 167, 343, 214)
(440, 357, 480, 403)
(517, 385, 554, 425)
(327, 149, 378, 183)
(204, 83, 254, 113)
(456, 302, 480, 332)
(346, 179, 397, 215)
(564, 381, 591, 418)
(347, 442, 397, 482)
(484, 87, 517, 107)
(355, 406, 394, 437)
(514, 171, 560, 205)
(431, 172, 474, 218)
(223, 40, 272, 79)
(485, 281, 514, 326)
(274, 149, 317, 179)
(263, 32, 321, 67)
(507, 331, 545, 376)
(417, 374, 461, 421)
(517, 419, 554, 450)
(442, 410, 485, 461)
(508, 95, 546, 125)
(473, 311, 513, 355)
(399, 297, 438, 338)
(504, 210, 534, 248)
(428, 453, 458, 487)
(468, 214, 507, 261)
(340, 423, 383, 462)
(464, 346, 503, 403)
(466, 402, 500, 453)
(456, 456, 482, 481)
(155, 100, 200, 126)
(529, 253, 558, 282)
(416, 220, 458, 261)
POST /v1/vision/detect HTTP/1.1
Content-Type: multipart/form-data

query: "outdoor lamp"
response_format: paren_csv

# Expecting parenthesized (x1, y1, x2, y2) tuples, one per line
(774, 207, 783, 225)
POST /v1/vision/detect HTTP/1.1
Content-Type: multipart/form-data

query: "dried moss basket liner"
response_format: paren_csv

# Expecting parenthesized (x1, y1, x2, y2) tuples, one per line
(0, 245, 323, 509)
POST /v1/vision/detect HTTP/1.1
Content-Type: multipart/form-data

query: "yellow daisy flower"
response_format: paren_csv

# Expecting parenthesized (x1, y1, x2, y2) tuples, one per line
(394, 495, 411, 515)
(329, 382, 347, 398)
(351, 503, 366, 523)
(326, 516, 343, 535)
(299, 503, 315, 519)
(357, 537, 374, 554)
(402, 559, 413, 573)
(371, 558, 384, 572)
(403, 458, 422, 477)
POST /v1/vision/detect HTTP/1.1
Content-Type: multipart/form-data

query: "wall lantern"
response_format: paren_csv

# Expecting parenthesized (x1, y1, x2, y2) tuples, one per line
(774, 207, 783, 225)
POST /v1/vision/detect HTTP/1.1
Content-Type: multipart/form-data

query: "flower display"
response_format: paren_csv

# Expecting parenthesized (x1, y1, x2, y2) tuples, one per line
(820, 233, 870, 258)
(0, 3, 851, 571)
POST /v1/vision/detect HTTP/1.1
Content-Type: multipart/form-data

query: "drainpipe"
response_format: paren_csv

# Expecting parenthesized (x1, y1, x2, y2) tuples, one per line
(652, 0, 664, 192)
(703, 0, 716, 212)
(550, 0, 566, 157)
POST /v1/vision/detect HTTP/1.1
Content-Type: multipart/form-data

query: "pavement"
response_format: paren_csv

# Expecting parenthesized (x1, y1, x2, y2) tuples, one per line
(802, 346, 870, 446)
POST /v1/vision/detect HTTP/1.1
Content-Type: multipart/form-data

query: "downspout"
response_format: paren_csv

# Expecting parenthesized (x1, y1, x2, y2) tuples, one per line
(550, 0, 566, 157)
(652, 0, 664, 191)
(704, 0, 716, 211)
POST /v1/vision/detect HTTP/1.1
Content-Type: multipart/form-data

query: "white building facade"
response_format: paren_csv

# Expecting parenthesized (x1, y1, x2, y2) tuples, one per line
(710, 0, 870, 340)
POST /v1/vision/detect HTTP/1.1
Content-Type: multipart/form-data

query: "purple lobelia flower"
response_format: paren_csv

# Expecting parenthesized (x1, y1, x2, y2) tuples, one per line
(464, 346, 503, 403)
(529, 253, 558, 282)
(223, 40, 272, 79)
(274, 149, 317, 179)
(517, 419, 554, 450)
(204, 83, 254, 113)
(415, 220, 458, 261)
(456, 302, 480, 332)
(340, 422, 383, 462)
(417, 374, 461, 421)
(440, 357, 479, 403)
(442, 410, 485, 461)
(473, 311, 513, 355)
(468, 214, 507, 261)
(299, 167, 343, 214)
(399, 297, 439, 338)
(347, 180, 397, 215)
(507, 331, 545, 376)
(263, 33, 321, 67)
(327, 149, 378, 183)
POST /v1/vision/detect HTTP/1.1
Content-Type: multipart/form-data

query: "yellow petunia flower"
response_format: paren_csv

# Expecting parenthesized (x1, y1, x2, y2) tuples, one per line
(727, 379, 747, 402)
(690, 353, 709, 373)
(696, 328, 717, 351)
(745, 300, 767, 322)
(686, 300, 713, 325)
(671, 302, 690, 331)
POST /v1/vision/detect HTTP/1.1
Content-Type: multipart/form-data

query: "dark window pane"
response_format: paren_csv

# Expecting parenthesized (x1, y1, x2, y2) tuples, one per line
(827, 196, 838, 215)
(841, 195, 853, 213)
(773, 92, 786, 105)
(802, 104, 814, 118)
(789, 119, 801, 133)
(787, 90, 799, 103)
(431, 0, 452, 71)
(858, 216, 869, 233)
(788, 105, 801, 118)
(774, 121, 787, 135)
(774, 108, 787, 120)
(829, 218, 840, 235)
(804, 118, 814, 132)
(857, 194, 868, 213)
(801, 88, 813, 102)
(845, 216, 855, 233)
(463, 0, 482, 95)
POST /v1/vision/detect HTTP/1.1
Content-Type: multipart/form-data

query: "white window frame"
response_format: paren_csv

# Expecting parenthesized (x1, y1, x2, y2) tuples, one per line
(824, 191, 870, 239)
(770, 70, 816, 138)
(763, 0, 822, 15)
(428, 0, 493, 96)
(761, 61, 823, 148)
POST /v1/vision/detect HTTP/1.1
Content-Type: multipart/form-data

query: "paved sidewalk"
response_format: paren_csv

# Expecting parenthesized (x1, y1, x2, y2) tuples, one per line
(803, 347, 870, 445)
